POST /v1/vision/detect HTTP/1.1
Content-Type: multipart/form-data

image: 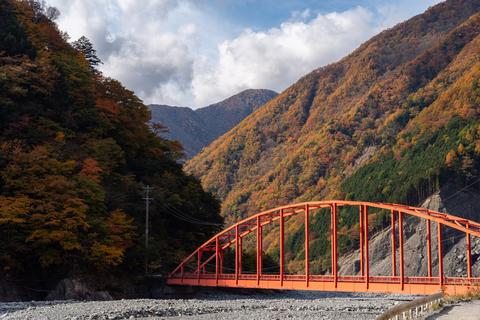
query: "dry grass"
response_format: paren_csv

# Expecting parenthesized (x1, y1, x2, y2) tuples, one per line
(445, 287, 480, 302)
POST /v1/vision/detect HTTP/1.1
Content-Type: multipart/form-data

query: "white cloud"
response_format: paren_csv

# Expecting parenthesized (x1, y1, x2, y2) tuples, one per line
(47, 0, 201, 105)
(46, 0, 444, 107)
(192, 7, 376, 106)
(191, 1, 443, 106)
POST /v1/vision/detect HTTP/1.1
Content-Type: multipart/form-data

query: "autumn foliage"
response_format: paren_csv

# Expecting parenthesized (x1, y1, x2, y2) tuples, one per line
(0, 0, 222, 283)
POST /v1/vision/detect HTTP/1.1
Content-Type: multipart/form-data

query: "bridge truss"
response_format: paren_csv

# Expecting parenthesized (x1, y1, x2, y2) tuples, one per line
(166, 201, 480, 294)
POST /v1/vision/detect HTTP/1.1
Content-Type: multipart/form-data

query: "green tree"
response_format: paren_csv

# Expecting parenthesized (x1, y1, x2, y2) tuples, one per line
(72, 36, 103, 72)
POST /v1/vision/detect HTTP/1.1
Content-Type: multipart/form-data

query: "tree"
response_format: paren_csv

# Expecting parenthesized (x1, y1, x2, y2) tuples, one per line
(88, 209, 136, 268)
(25, 1, 59, 22)
(72, 36, 102, 72)
(46, 6, 60, 21)
(445, 150, 458, 167)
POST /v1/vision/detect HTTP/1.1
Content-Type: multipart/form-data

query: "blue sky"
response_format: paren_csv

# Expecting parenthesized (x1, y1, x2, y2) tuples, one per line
(201, 0, 433, 30)
(47, 0, 442, 107)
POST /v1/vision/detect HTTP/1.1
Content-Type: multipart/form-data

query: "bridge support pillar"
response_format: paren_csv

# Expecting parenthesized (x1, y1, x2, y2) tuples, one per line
(197, 249, 202, 284)
(331, 204, 338, 288)
(359, 206, 364, 276)
(427, 219, 432, 277)
(467, 222, 472, 279)
(438, 222, 443, 286)
(235, 225, 239, 285)
(391, 210, 396, 277)
(239, 237, 243, 275)
(364, 205, 369, 289)
(399, 211, 404, 291)
(280, 209, 285, 287)
(257, 216, 262, 285)
(215, 237, 220, 285)
(220, 251, 224, 274)
(305, 204, 310, 287)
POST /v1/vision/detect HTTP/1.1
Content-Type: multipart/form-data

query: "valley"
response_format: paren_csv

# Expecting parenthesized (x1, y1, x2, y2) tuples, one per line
(2, 0, 480, 319)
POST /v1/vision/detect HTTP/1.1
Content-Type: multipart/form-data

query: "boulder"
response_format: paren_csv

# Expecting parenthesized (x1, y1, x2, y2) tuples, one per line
(46, 278, 112, 301)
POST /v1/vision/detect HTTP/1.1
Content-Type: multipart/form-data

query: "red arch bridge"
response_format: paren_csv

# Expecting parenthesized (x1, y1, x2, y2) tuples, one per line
(166, 201, 480, 295)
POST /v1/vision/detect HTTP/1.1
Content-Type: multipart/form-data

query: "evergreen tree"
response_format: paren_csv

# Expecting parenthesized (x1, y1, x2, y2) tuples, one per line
(72, 36, 102, 71)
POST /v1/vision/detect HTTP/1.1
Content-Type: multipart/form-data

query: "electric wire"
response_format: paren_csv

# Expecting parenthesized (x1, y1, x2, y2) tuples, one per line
(164, 202, 223, 226)
(163, 208, 221, 226)
(160, 202, 223, 226)
(441, 177, 480, 202)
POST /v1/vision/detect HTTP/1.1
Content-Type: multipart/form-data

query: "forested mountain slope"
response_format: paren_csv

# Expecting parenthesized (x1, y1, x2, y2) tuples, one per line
(149, 89, 277, 158)
(186, 0, 480, 272)
(0, 0, 222, 295)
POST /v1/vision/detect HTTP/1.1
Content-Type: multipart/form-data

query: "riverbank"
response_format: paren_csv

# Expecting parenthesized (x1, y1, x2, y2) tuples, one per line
(1, 291, 418, 320)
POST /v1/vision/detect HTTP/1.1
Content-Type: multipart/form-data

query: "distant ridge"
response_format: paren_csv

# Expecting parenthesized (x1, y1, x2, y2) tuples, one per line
(149, 89, 277, 158)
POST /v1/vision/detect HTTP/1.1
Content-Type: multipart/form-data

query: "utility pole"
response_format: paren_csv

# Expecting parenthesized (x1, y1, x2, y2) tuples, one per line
(143, 185, 153, 275)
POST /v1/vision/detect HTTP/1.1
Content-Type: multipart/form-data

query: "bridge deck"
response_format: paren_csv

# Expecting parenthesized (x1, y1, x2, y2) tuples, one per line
(167, 273, 480, 295)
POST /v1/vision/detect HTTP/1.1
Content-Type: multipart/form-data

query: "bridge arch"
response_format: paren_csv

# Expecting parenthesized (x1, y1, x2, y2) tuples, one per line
(166, 201, 480, 295)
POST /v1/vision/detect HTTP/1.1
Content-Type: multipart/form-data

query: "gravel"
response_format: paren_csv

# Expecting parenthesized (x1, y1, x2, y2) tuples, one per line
(0, 291, 419, 320)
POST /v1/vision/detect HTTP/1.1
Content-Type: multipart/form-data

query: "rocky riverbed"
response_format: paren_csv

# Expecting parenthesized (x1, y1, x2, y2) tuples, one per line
(0, 291, 418, 320)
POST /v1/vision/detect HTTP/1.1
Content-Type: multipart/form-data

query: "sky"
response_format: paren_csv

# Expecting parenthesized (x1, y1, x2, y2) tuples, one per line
(46, 0, 443, 108)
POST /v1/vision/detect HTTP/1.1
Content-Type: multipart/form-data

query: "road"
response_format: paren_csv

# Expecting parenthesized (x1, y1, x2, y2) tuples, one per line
(426, 300, 480, 320)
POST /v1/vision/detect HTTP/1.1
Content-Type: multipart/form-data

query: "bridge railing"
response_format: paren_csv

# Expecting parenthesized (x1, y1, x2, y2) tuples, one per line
(376, 292, 443, 320)
(172, 273, 480, 285)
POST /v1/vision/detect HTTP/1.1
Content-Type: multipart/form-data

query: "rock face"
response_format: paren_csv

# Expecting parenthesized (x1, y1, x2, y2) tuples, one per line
(338, 185, 480, 278)
(46, 279, 112, 301)
(0, 281, 25, 302)
(149, 89, 277, 158)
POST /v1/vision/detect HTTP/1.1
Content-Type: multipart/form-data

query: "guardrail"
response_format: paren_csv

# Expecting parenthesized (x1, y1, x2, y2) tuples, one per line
(376, 292, 443, 320)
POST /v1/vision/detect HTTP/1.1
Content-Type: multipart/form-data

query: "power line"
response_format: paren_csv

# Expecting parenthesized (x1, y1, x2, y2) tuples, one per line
(441, 177, 480, 202)
(167, 203, 223, 226)
(161, 202, 223, 226)
(163, 207, 223, 226)
(164, 202, 215, 224)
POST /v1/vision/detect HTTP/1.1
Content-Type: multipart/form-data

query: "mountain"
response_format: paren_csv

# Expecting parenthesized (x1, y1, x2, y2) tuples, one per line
(149, 89, 277, 158)
(186, 0, 480, 272)
(0, 0, 221, 298)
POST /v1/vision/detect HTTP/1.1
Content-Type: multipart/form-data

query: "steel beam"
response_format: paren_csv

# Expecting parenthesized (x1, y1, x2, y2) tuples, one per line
(391, 209, 396, 277)
(438, 222, 443, 286)
(427, 219, 432, 277)
(467, 223, 472, 279)
(332, 204, 338, 288)
(239, 237, 243, 275)
(197, 250, 202, 284)
(360, 206, 364, 276)
(215, 237, 219, 285)
(305, 204, 310, 287)
(399, 211, 404, 291)
(257, 216, 261, 285)
(280, 209, 285, 287)
(235, 225, 239, 285)
(364, 205, 369, 289)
